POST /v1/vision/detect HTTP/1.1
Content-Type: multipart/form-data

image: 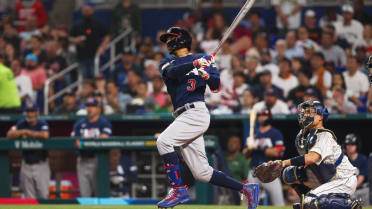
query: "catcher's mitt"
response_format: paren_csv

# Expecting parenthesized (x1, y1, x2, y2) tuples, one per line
(253, 161, 283, 183)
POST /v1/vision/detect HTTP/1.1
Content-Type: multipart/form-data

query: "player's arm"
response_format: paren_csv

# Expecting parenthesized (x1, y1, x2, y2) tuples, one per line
(203, 64, 222, 93)
(281, 151, 321, 167)
(7, 126, 26, 138)
(264, 146, 283, 158)
(160, 60, 195, 79)
(356, 175, 365, 188)
(23, 130, 49, 139)
(99, 120, 112, 139)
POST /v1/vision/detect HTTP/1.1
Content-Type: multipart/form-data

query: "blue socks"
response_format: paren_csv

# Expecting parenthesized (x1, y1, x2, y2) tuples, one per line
(162, 152, 184, 187)
(209, 170, 244, 191)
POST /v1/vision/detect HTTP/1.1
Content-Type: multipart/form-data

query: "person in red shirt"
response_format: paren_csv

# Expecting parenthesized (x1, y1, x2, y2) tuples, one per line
(16, 0, 47, 32)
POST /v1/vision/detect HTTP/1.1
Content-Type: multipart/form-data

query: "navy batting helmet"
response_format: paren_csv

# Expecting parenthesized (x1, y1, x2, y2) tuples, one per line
(160, 27, 192, 54)
(344, 133, 361, 151)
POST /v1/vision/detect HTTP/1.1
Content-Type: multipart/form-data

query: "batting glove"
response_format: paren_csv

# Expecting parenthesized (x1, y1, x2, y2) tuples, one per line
(193, 55, 215, 68)
(198, 68, 210, 80)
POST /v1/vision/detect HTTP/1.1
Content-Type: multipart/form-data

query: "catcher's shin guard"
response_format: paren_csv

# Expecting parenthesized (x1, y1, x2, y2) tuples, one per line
(299, 193, 363, 209)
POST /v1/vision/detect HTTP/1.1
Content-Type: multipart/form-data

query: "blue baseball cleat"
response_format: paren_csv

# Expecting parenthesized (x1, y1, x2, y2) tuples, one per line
(157, 185, 190, 208)
(241, 183, 259, 209)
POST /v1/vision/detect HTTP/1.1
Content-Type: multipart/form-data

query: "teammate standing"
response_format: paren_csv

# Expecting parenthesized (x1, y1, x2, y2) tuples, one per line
(6, 103, 50, 198)
(279, 100, 362, 209)
(156, 27, 259, 209)
(71, 97, 112, 197)
(242, 109, 285, 206)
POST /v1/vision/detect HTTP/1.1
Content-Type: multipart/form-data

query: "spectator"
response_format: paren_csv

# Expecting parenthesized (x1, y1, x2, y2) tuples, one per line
(285, 31, 304, 59)
(248, 11, 267, 40)
(128, 82, 156, 113)
(272, 58, 298, 98)
(70, 2, 109, 79)
(326, 87, 357, 113)
(154, 92, 173, 113)
(76, 80, 96, 106)
(253, 70, 283, 101)
(304, 9, 321, 43)
(226, 135, 250, 183)
(333, 4, 364, 47)
(303, 41, 315, 64)
(243, 108, 285, 206)
(220, 72, 248, 109)
(21, 53, 47, 92)
(123, 70, 142, 97)
(144, 59, 160, 91)
(319, 7, 343, 28)
(244, 55, 261, 86)
(111, 0, 141, 37)
(310, 52, 331, 96)
(290, 57, 306, 75)
(53, 90, 78, 114)
(3, 23, 21, 55)
(105, 81, 131, 113)
(353, 0, 372, 25)
(44, 39, 67, 76)
(344, 133, 369, 204)
(343, 56, 369, 109)
(111, 52, 142, 91)
(272, 39, 287, 65)
(0, 56, 21, 113)
(287, 69, 322, 107)
(71, 97, 112, 197)
(18, 16, 40, 42)
(11, 59, 33, 103)
(220, 55, 244, 89)
(319, 32, 347, 67)
(77, 91, 114, 115)
(6, 103, 50, 198)
(24, 35, 47, 64)
(296, 27, 320, 51)
(15, 0, 47, 32)
(355, 24, 372, 56)
(150, 75, 167, 109)
(272, 0, 305, 33)
(4, 43, 17, 67)
(253, 88, 289, 114)
(259, 49, 279, 77)
(240, 89, 256, 114)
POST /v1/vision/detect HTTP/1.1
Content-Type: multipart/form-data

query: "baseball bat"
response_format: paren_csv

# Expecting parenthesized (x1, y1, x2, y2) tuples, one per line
(212, 0, 257, 56)
(247, 109, 257, 149)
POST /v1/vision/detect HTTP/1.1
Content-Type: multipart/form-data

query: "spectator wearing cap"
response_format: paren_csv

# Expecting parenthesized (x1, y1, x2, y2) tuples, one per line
(287, 69, 322, 106)
(343, 133, 369, 204)
(284, 31, 304, 59)
(21, 53, 47, 92)
(353, 0, 372, 25)
(253, 70, 283, 101)
(7, 102, 50, 198)
(71, 97, 112, 197)
(319, 31, 347, 67)
(310, 52, 331, 96)
(53, 90, 78, 114)
(304, 9, 321, 43)
(70, 2, 110, 79)
(333, 4, 364, 47)
(240, 89, 256, 114)
(0, 56, 21, 113)
(15, 0, 47, 33)
(272, 0, 305, 33)
(11, 59, 34, 103)
(111, 52, 142, 91)
(343, 56, 369, 110)
(319, 7, 344, 28)
(272, 58, 298, 98)
(252, 88, 289, 114)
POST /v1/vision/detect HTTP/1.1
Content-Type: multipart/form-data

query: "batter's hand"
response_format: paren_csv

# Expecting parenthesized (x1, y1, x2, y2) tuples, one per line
(193, 55, 215, 68)
(198, 68, 210, 80)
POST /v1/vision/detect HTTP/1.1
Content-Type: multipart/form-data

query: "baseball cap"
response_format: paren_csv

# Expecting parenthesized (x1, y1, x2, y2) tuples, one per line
(25, 53, 38, 63)
(304, 88, 320, 98)
(305, 9, 316, 17)
(264, 88, 277, 97)
(258, 69, 271, 77)
(24, 102, 39, 112)
(342, 4, 354, 13)
(85, 97, 99, 106)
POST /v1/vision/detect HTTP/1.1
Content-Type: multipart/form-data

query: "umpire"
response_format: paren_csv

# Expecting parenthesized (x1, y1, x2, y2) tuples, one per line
(71, 97, 112, 197)
(6, 103, 50, 198)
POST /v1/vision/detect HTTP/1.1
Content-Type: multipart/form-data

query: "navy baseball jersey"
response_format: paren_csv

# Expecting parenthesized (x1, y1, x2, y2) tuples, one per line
(349, 153, 368, 181)
(250, 127, 284, 168)
(72, 116, 112, 157)
(159, 54, 221, 109)
(15, 119, 49, 163)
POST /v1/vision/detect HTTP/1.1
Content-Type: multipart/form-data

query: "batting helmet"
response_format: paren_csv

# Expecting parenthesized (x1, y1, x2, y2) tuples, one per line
(160, 27, 192, 54)
(344, 133, 361, 151)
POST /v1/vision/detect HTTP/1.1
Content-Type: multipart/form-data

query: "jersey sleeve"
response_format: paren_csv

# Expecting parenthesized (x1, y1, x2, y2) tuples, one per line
(159, 58, 195, 79)
(15, 120, 26, 130)
(359, 155, 368, 177)
(309, 132, 334, 165)
(205, 63, 222, 93)
(39, 120, 49, 132)
(100, 119, 112, 136)
(71, 120, 81, 137)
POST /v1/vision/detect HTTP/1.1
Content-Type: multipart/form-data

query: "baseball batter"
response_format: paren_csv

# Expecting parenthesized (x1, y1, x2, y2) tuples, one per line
(279, 100, 362, 209)
(156, 27, 259, 209)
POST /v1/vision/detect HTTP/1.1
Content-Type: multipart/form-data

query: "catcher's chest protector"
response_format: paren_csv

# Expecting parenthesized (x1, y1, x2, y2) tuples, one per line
(295, 128, 341, 184)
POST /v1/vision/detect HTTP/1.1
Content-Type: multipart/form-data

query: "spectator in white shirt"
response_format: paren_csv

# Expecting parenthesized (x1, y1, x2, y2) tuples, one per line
(272, 39, 287, 65)
(325, 87, 357, 113)
(272, 58, 298, 98)
(343, 56, 369, 108)
(240, 89, 256, 114)
(333, 4, 364, 47)
(220, 72, 249, 109)
(253, 88, 289, 114)
(259, 49, 279, 77)
(272, 0, 306, 32)
(310, 52, 332, 97)
(319, 31, 347, 67)
(296, 27, 320, 51)
(319, 7, 344, 28)
(220, 55, 245, 89)
(11, 59, 34, 103)
(285, 31, 304, 59)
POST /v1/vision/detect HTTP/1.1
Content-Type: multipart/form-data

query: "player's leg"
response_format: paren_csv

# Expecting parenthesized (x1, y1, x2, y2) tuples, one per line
(91, 158, 98, 197)
(180, 135, 259, 209)
(34, 160, 51, 199)
(261, 178, 285, 206)
(77, 158, 93, 197)
(20, 162, 36, 198)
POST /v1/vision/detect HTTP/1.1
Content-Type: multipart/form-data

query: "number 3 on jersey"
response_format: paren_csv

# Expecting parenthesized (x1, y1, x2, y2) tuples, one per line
(187, 79, 196, 91)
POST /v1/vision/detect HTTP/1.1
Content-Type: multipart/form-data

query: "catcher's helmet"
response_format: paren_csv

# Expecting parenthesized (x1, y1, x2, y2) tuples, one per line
(297, 100, 329, 129)
(160, 27, 192, 54)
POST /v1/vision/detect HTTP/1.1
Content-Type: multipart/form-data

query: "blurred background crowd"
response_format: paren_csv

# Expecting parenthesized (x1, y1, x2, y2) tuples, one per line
(0, 0, 372, 115)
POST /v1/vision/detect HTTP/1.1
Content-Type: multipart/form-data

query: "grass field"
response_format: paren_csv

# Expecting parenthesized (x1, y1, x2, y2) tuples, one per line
(0, 206, 371, 209)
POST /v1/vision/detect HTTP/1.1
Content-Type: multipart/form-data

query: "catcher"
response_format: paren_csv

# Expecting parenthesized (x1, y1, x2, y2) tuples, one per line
(254, 100, 362, 209)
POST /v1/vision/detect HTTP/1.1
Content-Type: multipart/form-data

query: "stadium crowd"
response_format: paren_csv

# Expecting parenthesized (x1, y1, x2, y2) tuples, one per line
(0, 0, 371, 115)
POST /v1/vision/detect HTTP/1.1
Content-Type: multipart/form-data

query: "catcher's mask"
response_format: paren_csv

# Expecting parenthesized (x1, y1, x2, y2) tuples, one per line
(297, 100, 328, 130)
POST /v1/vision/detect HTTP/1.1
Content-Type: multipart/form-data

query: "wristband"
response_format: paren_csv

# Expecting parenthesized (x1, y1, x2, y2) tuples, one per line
(290, 155, 305, 167)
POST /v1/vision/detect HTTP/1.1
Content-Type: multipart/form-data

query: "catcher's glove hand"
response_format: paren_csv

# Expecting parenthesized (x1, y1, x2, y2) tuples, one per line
(253, 160, 283, 183)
